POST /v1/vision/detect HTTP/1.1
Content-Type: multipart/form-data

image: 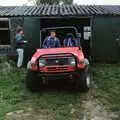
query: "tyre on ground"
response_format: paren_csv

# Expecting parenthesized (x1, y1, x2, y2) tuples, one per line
(26, 70, 42, 91)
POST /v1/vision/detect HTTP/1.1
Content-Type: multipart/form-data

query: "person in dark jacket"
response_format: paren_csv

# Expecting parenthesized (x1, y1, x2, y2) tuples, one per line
(63, 33, 76, 47)
(15, 27, 27, 68)
(43, 31, 61, 48)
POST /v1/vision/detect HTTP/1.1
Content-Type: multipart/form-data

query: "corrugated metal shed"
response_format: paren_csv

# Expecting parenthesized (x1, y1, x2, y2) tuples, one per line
(0, 5, 120, 17)
(102, 5, 120, 15)
(0, 6, 16, 16)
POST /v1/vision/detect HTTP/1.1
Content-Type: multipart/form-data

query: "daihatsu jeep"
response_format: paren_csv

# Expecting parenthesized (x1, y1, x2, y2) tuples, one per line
(26, 26, 91, 92)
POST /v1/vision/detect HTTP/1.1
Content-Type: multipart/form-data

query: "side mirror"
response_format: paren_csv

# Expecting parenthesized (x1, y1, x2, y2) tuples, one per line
(76, 33, 81, 38)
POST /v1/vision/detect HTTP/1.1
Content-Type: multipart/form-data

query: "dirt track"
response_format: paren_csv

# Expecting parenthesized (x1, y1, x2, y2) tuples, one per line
(5, 100, 118, 120)
(5, 91, 118, 120)
(5, 80, 119, 120)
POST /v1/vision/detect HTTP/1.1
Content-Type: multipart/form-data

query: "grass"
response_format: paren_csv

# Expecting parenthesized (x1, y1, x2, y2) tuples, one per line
(92, 63, 120, 111)
(0, 55, 120, 119)
(0, 55, 84, 120)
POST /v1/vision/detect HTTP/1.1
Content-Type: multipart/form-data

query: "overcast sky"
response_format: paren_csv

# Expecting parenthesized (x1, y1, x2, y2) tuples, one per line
(0, 0, 120, 6)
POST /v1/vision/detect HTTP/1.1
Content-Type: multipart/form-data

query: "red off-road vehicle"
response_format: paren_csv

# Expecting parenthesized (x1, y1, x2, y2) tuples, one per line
(26, 26, 91, 92)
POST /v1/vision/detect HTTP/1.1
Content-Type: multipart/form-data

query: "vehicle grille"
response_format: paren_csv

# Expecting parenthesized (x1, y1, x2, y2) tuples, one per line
(45, 57, 73, 66)
(40, 66, 75, 73)
(39, 56, 76, 73)
(46, 66, 68, 72)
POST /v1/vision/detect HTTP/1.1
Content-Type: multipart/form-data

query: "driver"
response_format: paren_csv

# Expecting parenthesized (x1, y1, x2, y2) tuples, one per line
(43, 31, 61, 48)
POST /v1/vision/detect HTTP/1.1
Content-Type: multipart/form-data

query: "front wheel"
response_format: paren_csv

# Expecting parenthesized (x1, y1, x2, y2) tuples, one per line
(25, 70, 42, 92)
(76, 69, 91, 92)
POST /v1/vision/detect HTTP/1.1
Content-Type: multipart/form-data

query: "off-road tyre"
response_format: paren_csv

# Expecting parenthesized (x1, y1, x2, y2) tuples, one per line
(76, 68, 91, 92)
(26, 70, 42, 92)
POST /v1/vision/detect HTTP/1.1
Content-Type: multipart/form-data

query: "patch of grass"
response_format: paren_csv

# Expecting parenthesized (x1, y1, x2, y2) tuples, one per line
(18, 91, 84, 120)
(0, 55, 120, 119)
(92, 63, 120, 111)
(0, 56, 84, 119)
(0, 55, 26, 120)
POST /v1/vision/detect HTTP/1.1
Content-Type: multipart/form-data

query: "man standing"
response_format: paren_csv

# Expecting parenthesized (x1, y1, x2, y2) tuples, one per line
(43, 31, 61, 48)
(15, 27, 27, 68)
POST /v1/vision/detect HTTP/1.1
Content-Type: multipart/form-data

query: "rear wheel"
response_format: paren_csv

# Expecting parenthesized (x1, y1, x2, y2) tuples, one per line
(26, 70, 42, 92)
(76, 68, 91, 92)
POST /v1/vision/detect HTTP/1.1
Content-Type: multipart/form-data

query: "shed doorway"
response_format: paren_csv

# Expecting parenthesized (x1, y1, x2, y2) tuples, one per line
(40, 18, 92, 59)
(0, 18, 10, 52)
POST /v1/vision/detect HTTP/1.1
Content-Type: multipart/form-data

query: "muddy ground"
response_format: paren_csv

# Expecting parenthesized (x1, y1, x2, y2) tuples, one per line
(5, 88, 119, 120)
(5, 99, 118, 120)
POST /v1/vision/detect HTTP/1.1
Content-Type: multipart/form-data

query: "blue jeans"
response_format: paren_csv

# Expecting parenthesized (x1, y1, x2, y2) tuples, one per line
(16, 48, 24, 68)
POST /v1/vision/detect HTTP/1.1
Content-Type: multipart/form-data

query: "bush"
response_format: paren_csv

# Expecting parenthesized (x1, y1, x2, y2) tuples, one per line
(0, 54, 17, 75)
(0, 54, 7, 63)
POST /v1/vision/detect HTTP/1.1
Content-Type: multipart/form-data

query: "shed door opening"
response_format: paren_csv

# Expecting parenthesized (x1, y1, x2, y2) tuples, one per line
(40, 18, 91, 59)
(0, 18, 10, 52)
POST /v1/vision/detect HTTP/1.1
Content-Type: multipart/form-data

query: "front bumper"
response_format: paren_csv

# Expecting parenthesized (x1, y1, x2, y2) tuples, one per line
(38, 68, 86, 80)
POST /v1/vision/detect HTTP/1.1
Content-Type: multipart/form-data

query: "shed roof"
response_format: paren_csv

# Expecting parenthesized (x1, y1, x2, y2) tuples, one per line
(0, 5, 120, 17)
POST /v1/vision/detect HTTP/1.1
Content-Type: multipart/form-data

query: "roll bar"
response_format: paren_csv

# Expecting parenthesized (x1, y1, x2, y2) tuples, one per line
(41, 26, 79, 33)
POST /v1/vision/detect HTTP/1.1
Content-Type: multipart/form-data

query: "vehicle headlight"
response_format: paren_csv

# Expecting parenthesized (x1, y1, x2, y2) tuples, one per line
(30, 62, 37, 67)
(39, 59, 46, 67)
(69, 57, 76, 66)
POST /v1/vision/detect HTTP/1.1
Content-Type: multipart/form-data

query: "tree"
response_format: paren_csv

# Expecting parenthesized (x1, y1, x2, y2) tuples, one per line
(29, 0, 73, 5)
(61, 0, 73, 4)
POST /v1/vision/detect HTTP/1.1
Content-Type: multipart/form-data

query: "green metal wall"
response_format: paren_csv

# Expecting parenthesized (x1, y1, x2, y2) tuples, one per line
(23, 16, 120, 63)
(24, 17, 40, 63)
(92, 16, 120, 62)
